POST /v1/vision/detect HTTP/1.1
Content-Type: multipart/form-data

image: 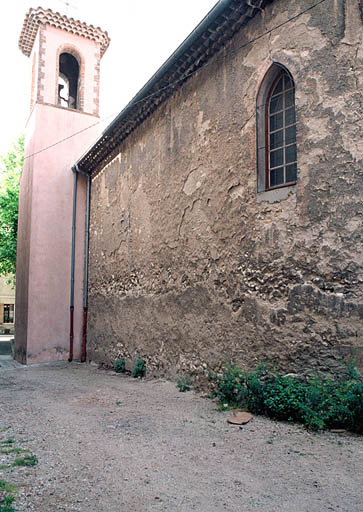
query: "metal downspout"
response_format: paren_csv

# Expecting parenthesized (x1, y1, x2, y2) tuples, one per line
(81, 173, 91, 362)
(69, 168, 78, 362)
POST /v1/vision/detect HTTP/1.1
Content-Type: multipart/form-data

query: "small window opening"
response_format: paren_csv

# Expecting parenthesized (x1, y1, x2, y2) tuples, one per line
(3, 304, 14, 324)
(58, 53, 79, 109)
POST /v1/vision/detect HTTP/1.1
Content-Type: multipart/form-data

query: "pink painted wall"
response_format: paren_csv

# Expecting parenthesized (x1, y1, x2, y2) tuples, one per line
(15, 23, 104, 363)
(38, 24, 101, 115)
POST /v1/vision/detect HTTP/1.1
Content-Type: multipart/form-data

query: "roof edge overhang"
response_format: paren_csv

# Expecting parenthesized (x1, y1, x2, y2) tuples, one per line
(19, 6, 110, 58)
(76, 0, 269, 176)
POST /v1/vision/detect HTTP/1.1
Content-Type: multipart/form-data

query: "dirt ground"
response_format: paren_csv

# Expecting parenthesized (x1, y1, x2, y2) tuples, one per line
(0, 363, 362, 512)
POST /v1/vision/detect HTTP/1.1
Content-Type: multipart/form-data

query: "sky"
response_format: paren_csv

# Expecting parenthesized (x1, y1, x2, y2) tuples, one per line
(0, 0, 218, 156)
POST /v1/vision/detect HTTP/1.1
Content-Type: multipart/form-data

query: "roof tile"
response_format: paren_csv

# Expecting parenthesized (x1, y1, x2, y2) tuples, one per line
(19, 7, 110, 57)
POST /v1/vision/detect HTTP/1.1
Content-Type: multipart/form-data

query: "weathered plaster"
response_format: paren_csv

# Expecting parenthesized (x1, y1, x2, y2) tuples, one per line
(87, 0, 363, 380)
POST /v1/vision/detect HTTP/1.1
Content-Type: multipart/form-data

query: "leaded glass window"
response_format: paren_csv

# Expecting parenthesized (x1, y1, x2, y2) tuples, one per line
(266, 71, 297, 189)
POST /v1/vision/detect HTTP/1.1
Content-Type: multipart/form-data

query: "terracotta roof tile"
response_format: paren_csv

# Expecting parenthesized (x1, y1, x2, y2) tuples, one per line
(19, 6, 110, 57)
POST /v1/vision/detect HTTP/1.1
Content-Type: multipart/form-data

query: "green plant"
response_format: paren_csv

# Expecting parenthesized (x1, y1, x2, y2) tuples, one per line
(1, 447, 29, 455)
(1, 439, 15, 445)
(0, 480, 16, 512)
(0, 136, 24, 280)
(176, 375, 192, 392)
(13, 455, 38, 467)
(131, 359, 146, 378)
(114, 358, 126, 374)
(0, 495, 15, 512)
(211, 362, 363, 432)
(0, 482, 16, 494)
(210, 363, 249, 408)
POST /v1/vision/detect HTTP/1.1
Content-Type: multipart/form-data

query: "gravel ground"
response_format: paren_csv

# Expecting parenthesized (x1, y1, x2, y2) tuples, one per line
(0, 362, 362, 511)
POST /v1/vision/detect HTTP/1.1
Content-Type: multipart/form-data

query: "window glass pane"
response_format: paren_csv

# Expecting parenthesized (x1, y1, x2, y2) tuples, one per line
(264, 70, 297, 190)
(270, 111, 283, 131)
(286, 163, 297, 183)
(285, 107, 296, 126)
(285, 90, 295, 108)
(285, 144, 297, 164)
(274, 77, 283, 94)
(284, 74, 293, 90)
(3, 304, 14, 323)
(270, 167, 284, 187)
(270, 129, 283, 150)
(270, 148, 283, 168)
(270, 94, 283, 114)
(285, 125, 296, 146)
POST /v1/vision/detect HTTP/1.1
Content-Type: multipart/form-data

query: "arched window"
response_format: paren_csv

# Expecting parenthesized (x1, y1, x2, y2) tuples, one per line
(58, 52, 80, 109)
(257, 64, 297, 192)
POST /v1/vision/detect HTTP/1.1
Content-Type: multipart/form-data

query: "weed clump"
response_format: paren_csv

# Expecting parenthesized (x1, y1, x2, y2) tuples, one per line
(131, 359, 146, 378)
(176, 375, 192, 392)
(1, 447, 29, 455)
(0, 495, 15, 512)
(114, 358, 126, 374)
(1, 439, 14, 446)
(13, 455, 38, 467)
(0, 480, 16, 512)
(211, 363, 363, 432)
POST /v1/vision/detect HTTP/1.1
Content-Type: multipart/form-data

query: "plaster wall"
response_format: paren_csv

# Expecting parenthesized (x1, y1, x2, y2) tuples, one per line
(88, 0, 363, 379)
(15, 103, 99, 363)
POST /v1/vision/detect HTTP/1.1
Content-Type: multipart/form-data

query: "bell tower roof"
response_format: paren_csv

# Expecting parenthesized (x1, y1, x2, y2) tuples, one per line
(19, 6, 110, 58)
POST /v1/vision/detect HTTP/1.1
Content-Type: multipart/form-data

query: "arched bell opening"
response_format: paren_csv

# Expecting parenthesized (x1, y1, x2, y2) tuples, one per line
(58, 52, 80, 109)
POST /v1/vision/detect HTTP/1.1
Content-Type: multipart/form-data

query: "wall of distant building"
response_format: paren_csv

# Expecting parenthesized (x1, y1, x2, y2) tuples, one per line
(0, 276, 15, 334)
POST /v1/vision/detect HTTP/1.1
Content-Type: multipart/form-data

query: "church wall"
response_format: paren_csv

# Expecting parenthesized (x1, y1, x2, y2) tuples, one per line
(87, 0, 363, 379)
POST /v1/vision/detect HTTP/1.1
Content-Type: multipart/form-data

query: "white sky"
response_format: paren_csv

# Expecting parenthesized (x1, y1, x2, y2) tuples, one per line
(0, 0, 218, 156)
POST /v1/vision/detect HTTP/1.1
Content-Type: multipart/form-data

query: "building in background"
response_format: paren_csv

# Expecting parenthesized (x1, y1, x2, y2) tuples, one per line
(0, 277, 15, 334)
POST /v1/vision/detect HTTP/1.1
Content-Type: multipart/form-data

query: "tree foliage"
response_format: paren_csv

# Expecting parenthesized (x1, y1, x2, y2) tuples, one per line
(0, 136, 24, 280)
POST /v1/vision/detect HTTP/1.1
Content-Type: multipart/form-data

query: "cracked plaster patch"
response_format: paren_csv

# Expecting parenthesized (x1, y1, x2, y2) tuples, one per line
(183, 167, 209, 196)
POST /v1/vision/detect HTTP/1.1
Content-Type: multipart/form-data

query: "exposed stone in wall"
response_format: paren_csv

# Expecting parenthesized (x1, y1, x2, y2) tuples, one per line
(87, 0, 363, 380)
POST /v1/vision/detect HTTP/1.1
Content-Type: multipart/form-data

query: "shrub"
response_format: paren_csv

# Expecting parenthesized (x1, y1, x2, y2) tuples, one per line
(114, 358, 126, 374)
(210, 363, 249, 408)
(131, 359, 146, 378)
(211, 363, 363, 432)
(176, 375, 192, 392)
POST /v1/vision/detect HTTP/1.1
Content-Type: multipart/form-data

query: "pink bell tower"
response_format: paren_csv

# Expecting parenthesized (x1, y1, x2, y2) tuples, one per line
(15, 8, 110, 363)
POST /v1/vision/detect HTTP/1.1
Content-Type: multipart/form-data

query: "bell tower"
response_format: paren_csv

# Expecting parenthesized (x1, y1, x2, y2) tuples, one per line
(15, 8, 110, 363)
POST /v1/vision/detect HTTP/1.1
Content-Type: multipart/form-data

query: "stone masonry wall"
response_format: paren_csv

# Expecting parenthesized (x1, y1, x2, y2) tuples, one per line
(87, 0, 363, 379)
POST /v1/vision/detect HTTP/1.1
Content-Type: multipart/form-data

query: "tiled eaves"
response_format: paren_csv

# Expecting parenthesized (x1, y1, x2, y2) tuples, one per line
(19, 6, 110, 58)
(76, 0, 269, 176)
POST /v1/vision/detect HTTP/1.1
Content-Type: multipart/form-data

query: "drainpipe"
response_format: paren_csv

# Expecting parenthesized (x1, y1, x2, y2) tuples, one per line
(81, 173, 91, 362)
(69, 167, 78, 362)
